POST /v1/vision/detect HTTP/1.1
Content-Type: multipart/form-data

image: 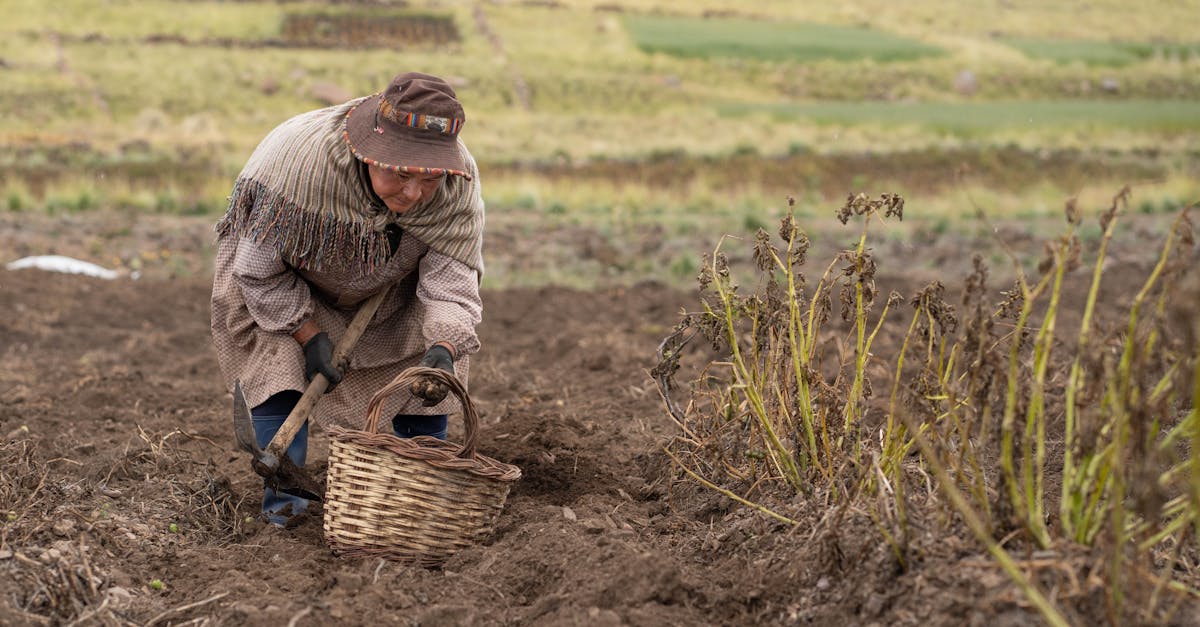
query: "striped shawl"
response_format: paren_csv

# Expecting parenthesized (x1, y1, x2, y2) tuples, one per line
(215, 98, 484, 275)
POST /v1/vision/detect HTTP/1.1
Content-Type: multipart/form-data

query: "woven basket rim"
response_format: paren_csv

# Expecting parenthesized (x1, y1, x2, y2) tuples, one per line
(328, 428, 521, 481)
(334, 366, 521, 482)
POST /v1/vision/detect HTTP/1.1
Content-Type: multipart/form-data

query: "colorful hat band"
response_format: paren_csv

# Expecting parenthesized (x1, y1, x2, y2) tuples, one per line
(343, 104, 471, 179)
(376, 98, 464, 136)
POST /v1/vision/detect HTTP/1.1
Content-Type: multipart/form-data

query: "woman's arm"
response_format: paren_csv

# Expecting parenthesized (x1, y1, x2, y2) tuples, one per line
(415, 250, 483, 358)
(231, 236, 315, 336)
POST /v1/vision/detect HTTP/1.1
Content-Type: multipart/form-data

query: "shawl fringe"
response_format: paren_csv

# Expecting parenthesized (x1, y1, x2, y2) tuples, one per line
(216, 178, 391, 273)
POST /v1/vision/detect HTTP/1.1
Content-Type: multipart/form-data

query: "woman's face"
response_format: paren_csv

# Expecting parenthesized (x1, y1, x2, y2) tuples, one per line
(367, 165, 445, 214)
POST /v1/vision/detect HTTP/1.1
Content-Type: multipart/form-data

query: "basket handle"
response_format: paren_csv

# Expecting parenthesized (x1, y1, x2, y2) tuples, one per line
(363, 366, 479, 459)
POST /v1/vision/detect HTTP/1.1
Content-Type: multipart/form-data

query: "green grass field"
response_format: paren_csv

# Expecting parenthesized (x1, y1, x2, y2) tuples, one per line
(624, 14, 943, 62)
(721, 100, 1200, 132)
(1003, 38, 1200, 66)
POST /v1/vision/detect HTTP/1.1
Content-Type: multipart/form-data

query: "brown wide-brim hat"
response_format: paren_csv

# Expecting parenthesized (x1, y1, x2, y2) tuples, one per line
(343, 72, 471, 179)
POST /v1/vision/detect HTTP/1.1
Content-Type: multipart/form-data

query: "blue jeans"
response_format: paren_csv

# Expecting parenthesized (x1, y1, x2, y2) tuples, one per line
(251, 390, 447, 526)
(391, 414, 448, 440)
(251, 391, 309, 526)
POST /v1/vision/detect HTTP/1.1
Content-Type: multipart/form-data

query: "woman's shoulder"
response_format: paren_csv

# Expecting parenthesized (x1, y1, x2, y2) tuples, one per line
(256, 96, 370, 144)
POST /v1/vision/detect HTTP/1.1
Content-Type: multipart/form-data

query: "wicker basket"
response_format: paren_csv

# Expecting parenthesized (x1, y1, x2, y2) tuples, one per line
(323, 366, 521, 564)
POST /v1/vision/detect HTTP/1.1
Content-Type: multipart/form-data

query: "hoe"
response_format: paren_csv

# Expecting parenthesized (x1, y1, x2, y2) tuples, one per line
(231, 289, 389, 501)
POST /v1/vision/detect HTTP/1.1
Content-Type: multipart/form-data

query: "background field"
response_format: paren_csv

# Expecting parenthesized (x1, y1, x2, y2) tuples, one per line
(2, 0, 1197, 286)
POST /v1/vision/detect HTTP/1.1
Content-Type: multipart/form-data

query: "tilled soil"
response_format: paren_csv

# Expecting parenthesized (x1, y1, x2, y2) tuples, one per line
(0, 210, 1191, 626)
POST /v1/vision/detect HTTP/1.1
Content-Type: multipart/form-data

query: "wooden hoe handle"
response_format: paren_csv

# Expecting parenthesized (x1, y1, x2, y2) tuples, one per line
(265, 288, 390, 459)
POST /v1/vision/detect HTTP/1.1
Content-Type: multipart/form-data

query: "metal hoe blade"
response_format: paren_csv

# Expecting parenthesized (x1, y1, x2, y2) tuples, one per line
(232, 381, 259, 456)
(231, 380, 325, 502)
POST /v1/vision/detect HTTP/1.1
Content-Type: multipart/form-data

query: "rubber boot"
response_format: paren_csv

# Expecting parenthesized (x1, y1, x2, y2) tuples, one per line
(251, 390, 309, 527)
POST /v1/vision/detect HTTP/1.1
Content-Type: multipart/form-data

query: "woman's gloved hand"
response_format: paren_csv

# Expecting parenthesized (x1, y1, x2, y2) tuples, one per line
(303, 332, 344, 391)
(411, 344, 453, 406)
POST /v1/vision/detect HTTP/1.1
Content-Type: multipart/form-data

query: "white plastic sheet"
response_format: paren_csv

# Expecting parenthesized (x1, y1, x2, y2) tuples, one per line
(5, 255, 122, 280)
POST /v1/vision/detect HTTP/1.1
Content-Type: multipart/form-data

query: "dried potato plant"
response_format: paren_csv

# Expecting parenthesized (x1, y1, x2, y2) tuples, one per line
(655, 190, 1200, 625)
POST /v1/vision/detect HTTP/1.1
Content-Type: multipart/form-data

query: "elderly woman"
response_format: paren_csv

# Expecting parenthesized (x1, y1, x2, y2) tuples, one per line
(210, 72, 484, 526)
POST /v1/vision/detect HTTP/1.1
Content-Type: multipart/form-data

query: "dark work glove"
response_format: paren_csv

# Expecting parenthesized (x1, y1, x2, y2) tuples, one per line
(410, 345, 453, 407)
(303, 332, 343, 391)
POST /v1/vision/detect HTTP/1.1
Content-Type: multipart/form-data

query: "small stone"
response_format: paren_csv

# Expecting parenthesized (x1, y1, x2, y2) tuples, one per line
(45, 548, 62, 562)
(562, 506, 577, 522)
(52, 518, 76, 537)
(105, 586, 133, 608)
(816, 576, 830, 591)
(0, 549, 13, 560)
(864, 592, 887, 616)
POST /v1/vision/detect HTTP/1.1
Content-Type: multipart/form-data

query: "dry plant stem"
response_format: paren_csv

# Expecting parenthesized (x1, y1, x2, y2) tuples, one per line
(883, 309, 923, 468)
(1190, 344, 1200, 549)
(899, 412, 1071, 627)
(708, 238, 803, 490)
(1000, 268, 1055, 548)
(1137, 495, 1194, 548)
(144, 591, 230, 627)
(809, 257, 843, 466)
(654, 328, 700, 435)
(772, 227, 822, 475)
(843, 216, 872, 435)
(286, 607, 314, 627)
(1075, 443, 1117, 543)
(1188, 213, 1200, 551)
(1061, 205, 1119, 541)
(765, 330, 799, 445)
(662, 447, 799, 527)
(943, 369, 992, 521)
(876, 300, 931, 548)
(869, 454, 909, 569)
(1024, 231, 1074, 543)
(1104, 212, 1189, 615)
(1148, 526, 1191, 617)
